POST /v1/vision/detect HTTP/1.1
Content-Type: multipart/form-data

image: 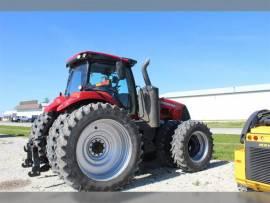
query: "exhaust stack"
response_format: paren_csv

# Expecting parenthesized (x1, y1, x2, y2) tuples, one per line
(138, 59, 160, 128)
(141, 59, 151, 86)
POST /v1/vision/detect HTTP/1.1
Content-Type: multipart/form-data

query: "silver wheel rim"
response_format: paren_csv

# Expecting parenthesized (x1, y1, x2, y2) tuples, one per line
(76, 119, 132, 181)
(187, 131, 209, 163)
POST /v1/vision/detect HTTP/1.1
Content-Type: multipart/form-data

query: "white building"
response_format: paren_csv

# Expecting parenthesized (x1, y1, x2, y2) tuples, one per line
(2, 110, 17, 121)
(3, 100, 48, 121)
(162, 83, 270, 121)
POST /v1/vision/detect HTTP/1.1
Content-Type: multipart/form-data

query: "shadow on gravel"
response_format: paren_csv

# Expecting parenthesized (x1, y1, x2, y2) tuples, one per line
(208, 160, 229, 169)
(38, 175, 58, 179)
(0, 179, 31, 191)
(124, 159, 230, 191)
(123, 159, 182, 190)
(0, 134, 25, 138)
(0, 134, 16, 138)
(45, 182, 66, 189)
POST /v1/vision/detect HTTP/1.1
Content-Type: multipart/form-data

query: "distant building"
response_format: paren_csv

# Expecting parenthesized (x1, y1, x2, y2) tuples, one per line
(162, 83, 270, 121)
(3, 100, 48, 121)
(2, 110, 17, 121)
(15, 100, 43, 117)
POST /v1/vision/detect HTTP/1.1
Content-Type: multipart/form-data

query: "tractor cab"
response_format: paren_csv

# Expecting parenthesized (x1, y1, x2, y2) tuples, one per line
(65, 51, 138, 113)
(65, 51, 160, 127)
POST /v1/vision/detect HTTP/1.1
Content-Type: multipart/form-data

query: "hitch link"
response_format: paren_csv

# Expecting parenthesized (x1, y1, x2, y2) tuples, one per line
(22, 142, 33, 168)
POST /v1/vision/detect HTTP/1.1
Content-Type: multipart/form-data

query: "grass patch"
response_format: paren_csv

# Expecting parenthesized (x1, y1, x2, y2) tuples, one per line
(206, 121, 245, 128)
(213, 134, 242, 161)
(0, 125, 30, 137)
(213, 134, 240, 143)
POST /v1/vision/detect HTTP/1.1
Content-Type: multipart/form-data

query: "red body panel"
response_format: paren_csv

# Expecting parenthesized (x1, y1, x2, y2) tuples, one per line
(44, 91, 119, 113)
(160, 97, 187, 120)
(45, 92, 188, 121)
(44, 95, 66, 112)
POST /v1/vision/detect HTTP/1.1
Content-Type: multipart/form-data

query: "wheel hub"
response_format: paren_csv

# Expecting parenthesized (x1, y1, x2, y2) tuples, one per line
(187, 131, 209, 163)
(188, 136, 200, 157)
(89, 138, 106, 157)
(76, 119, 132, 181)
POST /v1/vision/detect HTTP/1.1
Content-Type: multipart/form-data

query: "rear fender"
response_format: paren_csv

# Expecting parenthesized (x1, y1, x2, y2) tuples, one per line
(44, 95, 66, 113)
(45, 91, 119, 113)
(56, 91, 119, 112)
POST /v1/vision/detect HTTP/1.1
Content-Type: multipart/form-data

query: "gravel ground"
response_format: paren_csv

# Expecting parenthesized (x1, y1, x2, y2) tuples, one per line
(0, 135, 238, 192)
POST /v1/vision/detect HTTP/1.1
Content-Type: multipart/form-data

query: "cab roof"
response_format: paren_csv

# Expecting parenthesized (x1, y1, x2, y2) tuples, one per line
(66, 51, 137, 68)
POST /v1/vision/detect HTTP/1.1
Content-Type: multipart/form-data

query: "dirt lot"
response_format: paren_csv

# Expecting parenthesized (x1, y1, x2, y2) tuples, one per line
(0, 135, 238, 192)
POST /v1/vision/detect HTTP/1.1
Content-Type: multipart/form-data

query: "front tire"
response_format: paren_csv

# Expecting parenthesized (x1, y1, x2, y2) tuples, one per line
(171, 120, 213, 172)
(56, 103, 142, 191)
(155, 120, 180, 167)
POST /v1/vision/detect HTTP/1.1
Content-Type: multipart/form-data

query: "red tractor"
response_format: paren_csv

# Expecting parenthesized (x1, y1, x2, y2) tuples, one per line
(22, 51, 213, 191)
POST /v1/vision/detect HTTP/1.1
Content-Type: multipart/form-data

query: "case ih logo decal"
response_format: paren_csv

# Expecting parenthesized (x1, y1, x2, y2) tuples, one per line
(160, 101, 176, 108)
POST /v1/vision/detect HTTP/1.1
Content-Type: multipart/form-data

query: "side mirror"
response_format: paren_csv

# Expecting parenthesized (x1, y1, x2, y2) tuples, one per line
(116, 61, 126, 80)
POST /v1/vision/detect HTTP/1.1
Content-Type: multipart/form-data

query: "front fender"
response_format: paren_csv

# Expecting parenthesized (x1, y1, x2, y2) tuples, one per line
(44, 95, 67, 113)
(56, 91, 119, 112)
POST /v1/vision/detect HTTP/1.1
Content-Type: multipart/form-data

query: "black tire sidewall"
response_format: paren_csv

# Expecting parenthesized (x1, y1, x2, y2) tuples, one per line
(172, 121, 213, 172)
(183, 124, 212, 171)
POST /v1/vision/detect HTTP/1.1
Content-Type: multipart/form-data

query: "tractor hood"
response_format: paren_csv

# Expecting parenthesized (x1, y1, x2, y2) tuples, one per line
(160, 97, 191, 121)
(160, 98, 186, 111)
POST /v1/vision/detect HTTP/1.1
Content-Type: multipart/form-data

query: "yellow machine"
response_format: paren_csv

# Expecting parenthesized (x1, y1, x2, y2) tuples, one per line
(235, 110, 270, 192)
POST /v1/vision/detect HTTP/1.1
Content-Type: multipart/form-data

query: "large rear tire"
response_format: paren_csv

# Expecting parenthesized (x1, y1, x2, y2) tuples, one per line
(171, 120, 213, 172)
(56, 103, 142, 191)
(46, 113, 69, 175)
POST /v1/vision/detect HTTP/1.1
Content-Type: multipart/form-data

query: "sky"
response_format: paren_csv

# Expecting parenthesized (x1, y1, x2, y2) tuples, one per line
(0, 12, 270, 113)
